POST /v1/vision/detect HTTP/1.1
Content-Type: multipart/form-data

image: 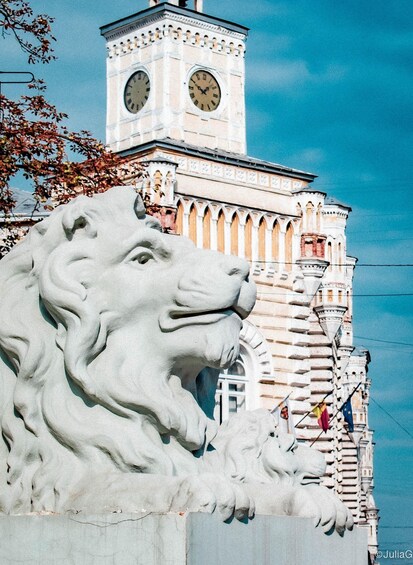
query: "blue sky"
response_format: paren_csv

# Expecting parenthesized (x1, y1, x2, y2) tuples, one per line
(3, 0, 413, 556)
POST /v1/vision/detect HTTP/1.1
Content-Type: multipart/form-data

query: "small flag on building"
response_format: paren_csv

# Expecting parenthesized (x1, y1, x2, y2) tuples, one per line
(312, 402, 330, 432)
(272, 397, 295, 436)
(341, 397, 354, 432)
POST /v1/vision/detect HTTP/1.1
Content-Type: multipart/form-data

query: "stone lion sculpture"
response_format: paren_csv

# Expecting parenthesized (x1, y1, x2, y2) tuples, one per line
(0, 186, 352, 533)
(205, 409, 353, 533)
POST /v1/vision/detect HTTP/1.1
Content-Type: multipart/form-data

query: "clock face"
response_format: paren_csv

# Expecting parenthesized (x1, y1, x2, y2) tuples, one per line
(188, 70, 221, 112)
(124, 71, 150, 114)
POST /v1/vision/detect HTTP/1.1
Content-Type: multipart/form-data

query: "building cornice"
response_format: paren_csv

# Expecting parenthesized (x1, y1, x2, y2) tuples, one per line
(100, 4, 249, 41)
(118, 138, 317, 182)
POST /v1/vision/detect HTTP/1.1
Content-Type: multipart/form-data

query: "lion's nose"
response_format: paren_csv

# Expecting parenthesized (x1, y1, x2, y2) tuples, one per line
(221, 254, 250, 281)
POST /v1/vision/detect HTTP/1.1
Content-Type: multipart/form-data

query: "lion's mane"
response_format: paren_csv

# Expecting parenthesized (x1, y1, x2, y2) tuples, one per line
(207, 409, 324, 487)
(0, 187, 211, 513)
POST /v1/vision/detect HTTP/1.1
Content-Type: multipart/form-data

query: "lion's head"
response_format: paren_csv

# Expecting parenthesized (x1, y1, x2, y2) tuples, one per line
(0, 186, 255, 513)
(207, 409, 326, 487)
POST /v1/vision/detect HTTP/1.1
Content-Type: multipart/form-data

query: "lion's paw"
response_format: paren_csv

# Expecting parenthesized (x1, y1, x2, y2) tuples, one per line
(171, 473, 254, 522)
(292, 485, 354, 534)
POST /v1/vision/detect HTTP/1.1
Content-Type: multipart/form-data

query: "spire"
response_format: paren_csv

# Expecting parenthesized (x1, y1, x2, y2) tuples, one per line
(149, 0, 203, 11)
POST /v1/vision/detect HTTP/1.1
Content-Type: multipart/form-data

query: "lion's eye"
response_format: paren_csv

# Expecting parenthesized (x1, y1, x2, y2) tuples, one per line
(131, 252, 154, 265)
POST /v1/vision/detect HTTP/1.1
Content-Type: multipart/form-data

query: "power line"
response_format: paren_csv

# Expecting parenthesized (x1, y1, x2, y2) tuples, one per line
(251, 260, 413, 267)
(381, 526, 413, 529)
(350, 236, 413, 243)
(352, 345, 413, 354)
(351, 212, 413, 218)
(370, 397, 413, 440)
(257, 291, 413, 298)
(351, 227, 413, 234)
(354, 335, 413, 347)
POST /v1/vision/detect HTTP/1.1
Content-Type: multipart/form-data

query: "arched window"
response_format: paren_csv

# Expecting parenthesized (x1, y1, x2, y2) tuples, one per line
(316, 204, 322, 232)
(306, 202, 314, 231)
(347, 290, 352, 318)
(165, 171, 173, 192)
(338, 241, 343, 271)
(231, 213, 239, 255)
(296, 204, 303, 230)
(258, 217, 266, 263)
(175, 200, 184, 235)
(189, 203, 197, 243)
(203, 207, 211, 249)
(153, 170, 162, 202)
(244, 215, 253, 260)
(215, 344, 251, 423)
(217, 209, 225, 253)
(214, 322, 273, 424)
(327, 241, 332, 271)
(285, 222, 293, 271)
(272, 220, 280, 263)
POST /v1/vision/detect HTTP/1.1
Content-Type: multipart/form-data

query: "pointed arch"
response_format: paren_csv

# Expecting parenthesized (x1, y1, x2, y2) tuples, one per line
(346, 289, 352, 319)
(231, 212, 239, 255)
(189, 202, 197, 243)
(203, 206, 212, 249)
(153, 170, 162, 203)
(258, 216, 266, 263)
(285, 221, 293, 271)
(165, 171, 173, 191)
(175, 200, 184, 235)
(316, 203, 322, 232)
(217, 209, 225, 253)
(338, 241, 343, 271)
(244, 214, 253, 261)
(327, 240, 333, 271)
(272, 220, 280, 263)
(296, 203, 303, 230)
(306, 202, 314, 231)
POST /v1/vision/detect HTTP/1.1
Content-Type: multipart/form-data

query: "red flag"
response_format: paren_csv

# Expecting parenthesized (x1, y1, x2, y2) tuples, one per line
(312, 402, 329, 432)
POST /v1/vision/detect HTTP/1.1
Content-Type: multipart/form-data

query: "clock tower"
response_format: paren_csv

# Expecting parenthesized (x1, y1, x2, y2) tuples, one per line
(101, 0, 249, 154)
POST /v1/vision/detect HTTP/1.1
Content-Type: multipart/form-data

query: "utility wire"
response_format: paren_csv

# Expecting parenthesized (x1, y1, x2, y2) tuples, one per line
(370, 397, 413, 440)
(250, 259, 413, 267)
(380, 526, 413, 529)
(257, 291, 413, 297)
(353, 335, 413, 347)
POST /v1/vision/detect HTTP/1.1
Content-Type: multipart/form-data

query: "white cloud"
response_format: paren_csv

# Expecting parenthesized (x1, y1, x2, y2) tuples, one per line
(247, 60, 310, 90)
(247, 59, 348, 92)
(288, 147, 326, 166)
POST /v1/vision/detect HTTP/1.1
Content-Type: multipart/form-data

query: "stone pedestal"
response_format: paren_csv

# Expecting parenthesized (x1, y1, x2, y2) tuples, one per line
(0, 512, 367, 564)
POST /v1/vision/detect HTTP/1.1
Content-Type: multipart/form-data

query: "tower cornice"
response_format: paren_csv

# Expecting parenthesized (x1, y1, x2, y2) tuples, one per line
(100, 4, 249, 41)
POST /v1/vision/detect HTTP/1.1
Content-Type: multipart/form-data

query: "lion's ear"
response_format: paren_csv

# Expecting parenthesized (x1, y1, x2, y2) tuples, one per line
(134, 194, 146, 219)
(62, 199, 97, 240)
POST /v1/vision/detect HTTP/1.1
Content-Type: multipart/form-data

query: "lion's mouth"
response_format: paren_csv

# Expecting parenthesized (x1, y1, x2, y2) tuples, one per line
(159, 306, 244, 332)
(160, 279, 256, 332)
(173, 303, 247, 321)
(300, 475, 322, 486)
(170, 306, 241, 328)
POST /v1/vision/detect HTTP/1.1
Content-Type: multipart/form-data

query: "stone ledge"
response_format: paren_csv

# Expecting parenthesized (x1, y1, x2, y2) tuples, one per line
(0, 512, 367, 565)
